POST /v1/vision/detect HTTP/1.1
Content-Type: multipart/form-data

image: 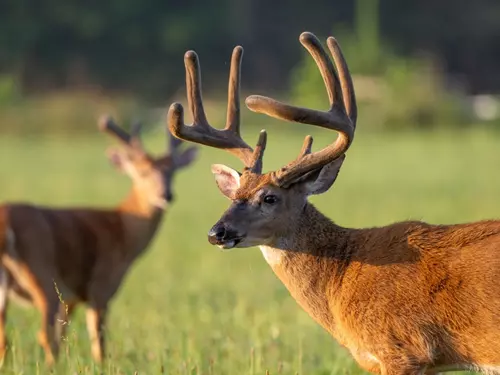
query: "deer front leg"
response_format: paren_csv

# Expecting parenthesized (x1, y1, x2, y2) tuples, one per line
(28, 275, 65, 366)
(36, 296, 61, 366)
(86, 262, 126, 363)
(86, 304, 108, 363)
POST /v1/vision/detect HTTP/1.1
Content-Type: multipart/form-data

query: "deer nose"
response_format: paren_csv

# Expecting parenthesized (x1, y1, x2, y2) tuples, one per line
(208, 225, 226, 245)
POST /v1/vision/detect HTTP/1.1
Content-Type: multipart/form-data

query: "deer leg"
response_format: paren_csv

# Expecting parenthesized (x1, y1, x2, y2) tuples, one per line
(29, 275, 63, 367)
(86, 304, 108, 363)
(0, 267, 10, 359)
(35, 294, 60, 366)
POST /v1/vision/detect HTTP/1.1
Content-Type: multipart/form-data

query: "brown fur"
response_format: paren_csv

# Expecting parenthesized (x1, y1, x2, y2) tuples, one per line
(209, 167, 500, 375)
(0, 138, 196, 365)
(275, 206, 500, 374)
(170, 30, 499, 374)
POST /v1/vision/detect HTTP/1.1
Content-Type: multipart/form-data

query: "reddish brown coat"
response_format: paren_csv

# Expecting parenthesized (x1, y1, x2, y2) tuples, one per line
(0, 119, 197, 365)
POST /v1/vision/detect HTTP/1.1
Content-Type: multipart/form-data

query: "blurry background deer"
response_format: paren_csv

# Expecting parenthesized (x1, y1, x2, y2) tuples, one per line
(1, 0, 500, 374)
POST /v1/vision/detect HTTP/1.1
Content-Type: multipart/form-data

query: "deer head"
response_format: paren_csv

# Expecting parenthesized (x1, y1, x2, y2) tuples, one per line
(168, 32, 356, 248)
(100, 116, 198, 209)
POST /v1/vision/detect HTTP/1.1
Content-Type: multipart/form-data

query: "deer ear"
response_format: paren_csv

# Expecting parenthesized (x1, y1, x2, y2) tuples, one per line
(174, 147, 198, 169)
(299, 155, 345, 195)
(211, 164, 241, 199)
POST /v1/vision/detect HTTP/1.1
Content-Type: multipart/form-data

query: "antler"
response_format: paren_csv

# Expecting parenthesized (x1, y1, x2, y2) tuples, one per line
(168, 46, 264, 172)
(245, 32, 357, 187)
(98, 115, 145, 153)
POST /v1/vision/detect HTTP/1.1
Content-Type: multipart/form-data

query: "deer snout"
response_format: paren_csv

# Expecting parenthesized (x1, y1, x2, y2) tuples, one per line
(165, 192, 174, 202)
(208, 224, 227, 245)
(207, 223, 241, 248)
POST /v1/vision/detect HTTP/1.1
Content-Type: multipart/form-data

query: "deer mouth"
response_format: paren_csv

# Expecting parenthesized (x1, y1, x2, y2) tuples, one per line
(207, 225, 245, 249)
(216, 237, 244, 250)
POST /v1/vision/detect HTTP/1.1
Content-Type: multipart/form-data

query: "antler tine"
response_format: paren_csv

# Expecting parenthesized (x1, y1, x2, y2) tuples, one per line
(327, 37, 357, 127)
(244, 32, 356, 187)
(225, 46, 243, 133)
(301, 33, 342, 107)
(245, 32, 348, 131)
(129, 121, 145, 150)
(98, 115, 148, 155)
(247, 130, 267, 173)
(168, 47, 256, 168)
(185, 50, 209, 127)
(297, 135, 313, 159)
(98, 115, 133, 145)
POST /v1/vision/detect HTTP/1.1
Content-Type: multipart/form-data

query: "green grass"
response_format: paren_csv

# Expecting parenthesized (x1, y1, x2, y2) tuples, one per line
(1, 124, 498, 374)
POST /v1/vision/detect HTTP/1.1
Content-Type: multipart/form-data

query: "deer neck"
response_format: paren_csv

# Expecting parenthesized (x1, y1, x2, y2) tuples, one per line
(259, 203, 352, 335)
(117, 185, 166, 257)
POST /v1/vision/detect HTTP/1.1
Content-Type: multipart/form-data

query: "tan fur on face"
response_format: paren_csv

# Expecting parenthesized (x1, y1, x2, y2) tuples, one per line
(233, 172, 274, 200)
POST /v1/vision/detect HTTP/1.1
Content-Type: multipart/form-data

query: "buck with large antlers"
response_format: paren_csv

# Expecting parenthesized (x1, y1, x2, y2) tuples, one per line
(169, 31, 500, 375)
(0, 118, 197, 364)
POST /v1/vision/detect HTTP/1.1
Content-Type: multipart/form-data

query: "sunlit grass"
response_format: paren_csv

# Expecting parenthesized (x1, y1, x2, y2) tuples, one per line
(0, 123, 497, 374)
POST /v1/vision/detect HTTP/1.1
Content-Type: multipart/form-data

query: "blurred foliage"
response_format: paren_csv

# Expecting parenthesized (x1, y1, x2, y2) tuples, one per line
(291, 0, 471, 130)
(0, 89, 250, 137)
(0, 74, 21, 107)
(1, 0, 500, 101)
(377, 58, 468, 130)
(0, 91, 144, 136)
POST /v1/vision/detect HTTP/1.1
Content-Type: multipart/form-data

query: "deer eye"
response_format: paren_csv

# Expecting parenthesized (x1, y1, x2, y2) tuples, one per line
(263, 195, 278, 205)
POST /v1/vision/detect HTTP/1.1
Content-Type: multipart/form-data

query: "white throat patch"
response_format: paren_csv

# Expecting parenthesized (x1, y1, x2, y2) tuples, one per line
(259, 245, 283, 266)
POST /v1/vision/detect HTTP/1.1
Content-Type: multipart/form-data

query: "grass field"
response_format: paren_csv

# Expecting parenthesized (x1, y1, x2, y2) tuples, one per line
(0, 123, 498, 374)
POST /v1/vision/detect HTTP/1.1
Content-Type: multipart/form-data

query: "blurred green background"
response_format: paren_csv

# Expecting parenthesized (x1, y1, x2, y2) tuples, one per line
(1, 0, 500, 374)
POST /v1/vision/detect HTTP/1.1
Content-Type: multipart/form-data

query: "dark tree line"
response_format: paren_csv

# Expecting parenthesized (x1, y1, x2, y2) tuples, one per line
(1, 0, 500, 102)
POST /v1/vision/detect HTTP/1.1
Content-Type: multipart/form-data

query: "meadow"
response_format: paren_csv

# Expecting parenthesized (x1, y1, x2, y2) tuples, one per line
(0, 118, 498, 374)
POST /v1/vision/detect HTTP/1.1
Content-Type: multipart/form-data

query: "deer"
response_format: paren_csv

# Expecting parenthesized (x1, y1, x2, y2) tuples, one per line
(0, 117, 197, 365)
(167, 31, 500, 375)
